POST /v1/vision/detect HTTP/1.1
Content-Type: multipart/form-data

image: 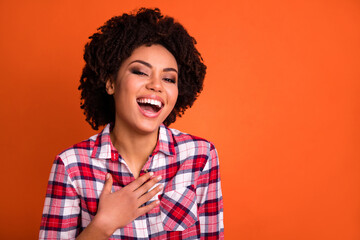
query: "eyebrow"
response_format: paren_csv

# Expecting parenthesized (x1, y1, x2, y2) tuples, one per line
(129, 60, 178, 73)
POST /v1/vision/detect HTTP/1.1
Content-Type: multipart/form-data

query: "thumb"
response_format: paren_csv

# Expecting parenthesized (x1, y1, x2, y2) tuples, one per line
(101, 173, 113, 195)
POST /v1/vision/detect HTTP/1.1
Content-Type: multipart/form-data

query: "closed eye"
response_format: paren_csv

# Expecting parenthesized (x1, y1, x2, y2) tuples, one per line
(163, 78, 176, 84)
(132, 70, 148, 76)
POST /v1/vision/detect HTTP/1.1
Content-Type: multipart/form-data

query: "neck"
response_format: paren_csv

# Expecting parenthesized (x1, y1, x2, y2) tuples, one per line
(110, 123, 159, 178)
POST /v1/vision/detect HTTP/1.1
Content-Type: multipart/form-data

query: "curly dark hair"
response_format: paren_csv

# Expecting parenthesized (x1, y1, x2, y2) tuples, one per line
(79, 8, 206, 130)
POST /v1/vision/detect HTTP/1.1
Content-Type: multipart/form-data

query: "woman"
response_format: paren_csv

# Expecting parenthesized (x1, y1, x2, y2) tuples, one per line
(40, 8, 224, 239)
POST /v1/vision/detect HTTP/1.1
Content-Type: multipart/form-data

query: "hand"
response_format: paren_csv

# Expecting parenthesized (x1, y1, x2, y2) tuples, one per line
(90, 172, 163, 238)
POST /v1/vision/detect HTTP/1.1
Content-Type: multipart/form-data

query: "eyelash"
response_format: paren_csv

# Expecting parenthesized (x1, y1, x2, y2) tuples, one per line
(132, 70, 148, 76)
(164, 78, 176, 84)
(131, 70, 176, 84)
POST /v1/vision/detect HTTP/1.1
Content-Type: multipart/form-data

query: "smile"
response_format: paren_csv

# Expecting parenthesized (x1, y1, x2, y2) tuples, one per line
(136, 97, 164, 115)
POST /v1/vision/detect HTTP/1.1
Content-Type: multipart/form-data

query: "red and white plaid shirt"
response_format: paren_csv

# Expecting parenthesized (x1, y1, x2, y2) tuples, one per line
(40, 124, 224, 239)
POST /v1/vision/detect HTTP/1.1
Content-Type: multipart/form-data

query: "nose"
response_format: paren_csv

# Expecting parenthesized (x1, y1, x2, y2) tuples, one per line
(146, 74, 163, 92)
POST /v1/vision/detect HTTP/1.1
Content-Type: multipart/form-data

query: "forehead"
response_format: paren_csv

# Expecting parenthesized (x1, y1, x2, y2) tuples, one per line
(125, 44, 178, 70)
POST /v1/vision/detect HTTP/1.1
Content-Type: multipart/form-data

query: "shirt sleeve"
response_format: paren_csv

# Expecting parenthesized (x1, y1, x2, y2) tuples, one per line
(196, 144, 224, 239)
(39, 156, 81, 240)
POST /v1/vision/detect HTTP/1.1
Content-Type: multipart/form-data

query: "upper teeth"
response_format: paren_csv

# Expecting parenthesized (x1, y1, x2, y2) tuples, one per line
(137, 98, 162, 108)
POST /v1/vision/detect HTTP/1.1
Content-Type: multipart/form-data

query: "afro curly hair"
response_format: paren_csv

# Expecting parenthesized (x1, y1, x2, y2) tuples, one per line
(79, 8, 207, 130)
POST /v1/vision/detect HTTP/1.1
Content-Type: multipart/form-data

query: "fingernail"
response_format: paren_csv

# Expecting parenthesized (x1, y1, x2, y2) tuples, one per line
(158, 184, 163, 190)
(106, 173, 110, 180)
(156, 175, 162, 181)
(155, 200, 160, 205)
(149, 172, 154, 176)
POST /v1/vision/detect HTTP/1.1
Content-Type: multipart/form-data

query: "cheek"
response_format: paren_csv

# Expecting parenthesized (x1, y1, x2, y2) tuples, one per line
(117, 78, 141, 97)
(169, 86, 179, 103)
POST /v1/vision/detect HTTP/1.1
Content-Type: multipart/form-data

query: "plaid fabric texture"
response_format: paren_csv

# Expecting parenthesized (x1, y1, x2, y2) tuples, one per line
(40, 124, 224, 239)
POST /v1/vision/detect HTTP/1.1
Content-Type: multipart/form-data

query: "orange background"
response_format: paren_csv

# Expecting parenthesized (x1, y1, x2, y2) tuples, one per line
(0, 0, 359, 239)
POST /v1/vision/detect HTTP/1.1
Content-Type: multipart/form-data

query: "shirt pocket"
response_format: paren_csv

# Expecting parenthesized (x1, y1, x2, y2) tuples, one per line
(159, 184, 198, 231)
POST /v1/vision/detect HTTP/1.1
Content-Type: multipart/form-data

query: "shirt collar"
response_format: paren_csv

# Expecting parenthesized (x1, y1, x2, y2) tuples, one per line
(91, 124, 115, 160)
(91, 123, 175, 161)
(156, 124, 176, 156)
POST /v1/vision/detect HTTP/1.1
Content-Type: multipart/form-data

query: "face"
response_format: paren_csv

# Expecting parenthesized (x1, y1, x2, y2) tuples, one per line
(106, 44, 178, 135)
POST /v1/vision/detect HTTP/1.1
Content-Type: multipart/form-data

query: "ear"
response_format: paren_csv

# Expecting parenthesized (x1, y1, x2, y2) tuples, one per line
(106, 79, 115, 95)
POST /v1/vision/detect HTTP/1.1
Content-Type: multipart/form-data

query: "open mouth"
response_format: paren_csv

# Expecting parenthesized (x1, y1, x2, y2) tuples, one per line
(136, 98, 163, 113)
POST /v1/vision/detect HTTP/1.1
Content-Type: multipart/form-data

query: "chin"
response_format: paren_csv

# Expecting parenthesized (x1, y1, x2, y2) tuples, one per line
(133, 120, 162, 135)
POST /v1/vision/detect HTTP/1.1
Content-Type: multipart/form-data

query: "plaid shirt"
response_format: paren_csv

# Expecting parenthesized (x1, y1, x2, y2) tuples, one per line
(40, 124, 224, 239)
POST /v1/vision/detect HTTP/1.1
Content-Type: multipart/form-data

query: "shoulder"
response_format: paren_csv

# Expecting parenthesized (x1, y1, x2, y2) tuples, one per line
(56, 132, 99, 166)
(164, 126, 220, 173)
(168, 126, 216, 151)
(162, 126, 217, 162)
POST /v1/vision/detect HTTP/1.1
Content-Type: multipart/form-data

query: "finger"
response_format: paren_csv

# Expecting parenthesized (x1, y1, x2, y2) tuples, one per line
(136, 199, 160, 217)
(127, 172, 154, 191)
(101, 173, 113, 196)
(134, 175, 162, 197)
(137, 183, 163, 206)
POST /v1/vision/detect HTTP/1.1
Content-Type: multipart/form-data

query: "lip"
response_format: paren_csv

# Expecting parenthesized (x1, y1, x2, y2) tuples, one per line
(136, 94, 164, 118)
